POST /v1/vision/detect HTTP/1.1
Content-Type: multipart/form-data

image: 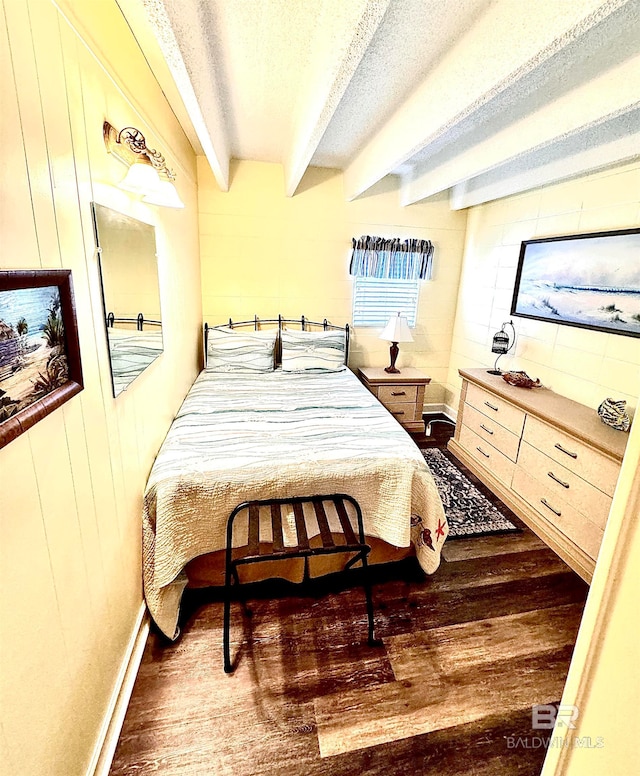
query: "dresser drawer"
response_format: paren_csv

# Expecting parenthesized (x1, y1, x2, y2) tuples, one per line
(463, 403, 521, 462)
(512, 468, 603, 560)
(385, 402, 419, 422)
(517, 442, 612, 530)
(378, 384, 418, 405)
(459, 424, 515, 487)
(465, 382, 525, 436)
(523, 416, 620, 497)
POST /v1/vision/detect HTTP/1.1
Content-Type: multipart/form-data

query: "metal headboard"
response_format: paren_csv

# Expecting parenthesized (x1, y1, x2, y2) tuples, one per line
(203, 315, 350, 367)
(106, 312, 162, 331)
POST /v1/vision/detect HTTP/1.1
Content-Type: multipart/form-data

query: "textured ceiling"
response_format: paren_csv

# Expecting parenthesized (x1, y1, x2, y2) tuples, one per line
(128, 0, 640, 206)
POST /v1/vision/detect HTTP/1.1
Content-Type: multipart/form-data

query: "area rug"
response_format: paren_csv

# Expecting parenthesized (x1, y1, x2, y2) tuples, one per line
(422, 448, 520, 539)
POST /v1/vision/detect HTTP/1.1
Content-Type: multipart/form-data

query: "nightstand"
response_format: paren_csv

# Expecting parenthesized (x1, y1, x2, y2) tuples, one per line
(358, 367, 430, 433)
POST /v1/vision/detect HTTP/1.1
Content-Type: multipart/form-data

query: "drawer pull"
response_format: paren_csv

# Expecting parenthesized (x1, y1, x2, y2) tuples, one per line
(541, 498, 561, 517)
(480, 423, 494, 435)
(554, 443, 577, 460)
(484, 401, 499, 412)
(548, 471, 570, 489)
(392, 411, 405, 416)
(391, 391, 406, 396)
(476, 446, 490, 458)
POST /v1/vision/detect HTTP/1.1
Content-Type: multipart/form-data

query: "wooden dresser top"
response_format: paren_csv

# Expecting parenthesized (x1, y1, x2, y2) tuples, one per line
(459, 368, 629, 461)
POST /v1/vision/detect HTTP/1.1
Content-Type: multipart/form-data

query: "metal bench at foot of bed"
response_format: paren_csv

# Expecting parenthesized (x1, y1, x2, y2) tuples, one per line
(223, 493, 377, 673)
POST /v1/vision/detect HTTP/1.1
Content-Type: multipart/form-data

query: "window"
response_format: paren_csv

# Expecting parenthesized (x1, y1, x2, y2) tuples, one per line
(352, 277, 420, 328)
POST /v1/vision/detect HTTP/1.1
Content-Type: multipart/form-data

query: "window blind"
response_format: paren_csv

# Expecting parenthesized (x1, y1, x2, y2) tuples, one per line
(352, 277, 419, 327)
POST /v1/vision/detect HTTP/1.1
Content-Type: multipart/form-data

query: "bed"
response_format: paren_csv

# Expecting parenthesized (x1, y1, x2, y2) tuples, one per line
(143, 318, 448, 638)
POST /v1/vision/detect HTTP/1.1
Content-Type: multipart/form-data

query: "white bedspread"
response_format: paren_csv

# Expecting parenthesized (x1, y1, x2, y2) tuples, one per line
(143, 368, 447, 637)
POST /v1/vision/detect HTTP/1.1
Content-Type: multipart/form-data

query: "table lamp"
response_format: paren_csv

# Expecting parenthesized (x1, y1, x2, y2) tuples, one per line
(379, 313, 413, 373)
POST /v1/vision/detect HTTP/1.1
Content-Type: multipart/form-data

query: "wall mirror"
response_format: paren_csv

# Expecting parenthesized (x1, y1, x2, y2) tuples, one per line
(91, 203, 163, 396)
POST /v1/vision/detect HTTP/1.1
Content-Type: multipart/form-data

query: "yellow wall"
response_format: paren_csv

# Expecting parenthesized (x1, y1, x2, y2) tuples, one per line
(0, 1, 201, 774)
(198, 159, 468, 407)
(447, 160, 640, 414)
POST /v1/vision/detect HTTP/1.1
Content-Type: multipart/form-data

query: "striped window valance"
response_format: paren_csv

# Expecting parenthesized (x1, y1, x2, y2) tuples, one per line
(349, 235, 434, 280)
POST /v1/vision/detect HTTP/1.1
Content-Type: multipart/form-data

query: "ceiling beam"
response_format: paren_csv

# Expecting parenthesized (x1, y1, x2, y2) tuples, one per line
(343, 0, 631, 202)
(283, 0, 391, 197)
(401, 53, 640, 206)
(137, 0, 230, 192)
(450, 111, 640, 209)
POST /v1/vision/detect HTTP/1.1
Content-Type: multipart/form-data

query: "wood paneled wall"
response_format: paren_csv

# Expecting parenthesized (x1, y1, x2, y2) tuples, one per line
(0, 1, 201, 773)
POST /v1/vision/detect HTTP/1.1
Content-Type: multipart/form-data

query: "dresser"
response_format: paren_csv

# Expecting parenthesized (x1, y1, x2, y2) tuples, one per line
(448, 368, 628, 582)
(358, 367, 430, 433)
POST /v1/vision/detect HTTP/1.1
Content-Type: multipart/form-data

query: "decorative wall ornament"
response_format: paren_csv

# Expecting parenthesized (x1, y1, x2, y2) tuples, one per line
(103, 121, 184, 208)
(0, 270, 83, 449)
(597, 398, 631, 432)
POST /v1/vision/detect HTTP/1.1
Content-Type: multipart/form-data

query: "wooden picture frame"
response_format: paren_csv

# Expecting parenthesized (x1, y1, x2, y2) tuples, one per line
(0, 270, 83, 449)
(511, 228, 640, 338)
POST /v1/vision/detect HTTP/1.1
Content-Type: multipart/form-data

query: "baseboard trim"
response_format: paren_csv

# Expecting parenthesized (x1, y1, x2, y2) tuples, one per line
(423, 403, 457, 421)
(88, 603, 149, 776)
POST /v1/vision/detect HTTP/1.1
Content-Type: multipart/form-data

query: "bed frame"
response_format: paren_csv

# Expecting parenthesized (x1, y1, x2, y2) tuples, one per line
(106, 312, 162, 331)
(203, 315, 350, 367)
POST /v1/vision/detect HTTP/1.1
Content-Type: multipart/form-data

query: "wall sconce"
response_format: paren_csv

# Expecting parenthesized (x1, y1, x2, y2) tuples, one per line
(379, 313, 413, 373)
(103, 121, 185, 209)
(487, 320, 515, 375)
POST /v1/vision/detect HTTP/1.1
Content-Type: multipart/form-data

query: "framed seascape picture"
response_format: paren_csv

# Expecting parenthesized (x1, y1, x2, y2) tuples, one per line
(511, 228, 640, 338)
(0, 270, 83, 449)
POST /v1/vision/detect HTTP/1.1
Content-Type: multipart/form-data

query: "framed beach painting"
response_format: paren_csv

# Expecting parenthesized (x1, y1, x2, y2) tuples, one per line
(0, 270, 83, 449)
(511, 228, 640, 338)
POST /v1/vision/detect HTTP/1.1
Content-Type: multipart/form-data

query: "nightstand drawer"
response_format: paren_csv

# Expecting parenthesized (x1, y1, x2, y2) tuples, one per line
(378, 384, 418, 405)
(385, 402, 419, 422)
(465, 382, 525, 437)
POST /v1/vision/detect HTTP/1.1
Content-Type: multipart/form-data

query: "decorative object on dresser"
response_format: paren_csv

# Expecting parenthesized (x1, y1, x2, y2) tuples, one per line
(358, 366, 430, 433)
(502, 370, 541, 389)
(487, 320, 516, 375)
(379, 313, 413, 373)
(449, 368, 628, 583)
(597, 397, 631, 432)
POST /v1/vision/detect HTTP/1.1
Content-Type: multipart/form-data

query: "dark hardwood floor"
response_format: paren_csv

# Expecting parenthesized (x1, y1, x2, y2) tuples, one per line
(110, 418, 589, 776)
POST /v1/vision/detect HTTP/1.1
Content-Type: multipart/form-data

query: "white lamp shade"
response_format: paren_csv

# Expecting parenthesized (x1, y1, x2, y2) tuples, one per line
(119, 160, 162, 195)
(379, 313, 413, 343)
(142, 180, 185, 209)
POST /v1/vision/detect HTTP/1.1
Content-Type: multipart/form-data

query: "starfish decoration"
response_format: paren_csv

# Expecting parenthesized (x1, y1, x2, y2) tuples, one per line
(436, 519, 446, 540)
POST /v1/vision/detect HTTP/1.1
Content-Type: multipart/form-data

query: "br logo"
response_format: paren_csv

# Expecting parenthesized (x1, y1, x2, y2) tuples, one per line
(532, 704, 579, 730)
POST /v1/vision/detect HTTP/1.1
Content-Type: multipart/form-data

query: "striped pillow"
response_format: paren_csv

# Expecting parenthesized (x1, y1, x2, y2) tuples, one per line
(206, 328, 276, 372)
(281, 330, 346, 372)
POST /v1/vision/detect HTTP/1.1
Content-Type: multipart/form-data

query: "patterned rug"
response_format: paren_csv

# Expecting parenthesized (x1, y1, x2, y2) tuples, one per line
(422, 448, 520, 540)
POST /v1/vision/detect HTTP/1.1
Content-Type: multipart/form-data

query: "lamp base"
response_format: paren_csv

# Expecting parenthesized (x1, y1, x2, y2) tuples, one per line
(486, 369, 502, 375)
(385, 341, 400, 373)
